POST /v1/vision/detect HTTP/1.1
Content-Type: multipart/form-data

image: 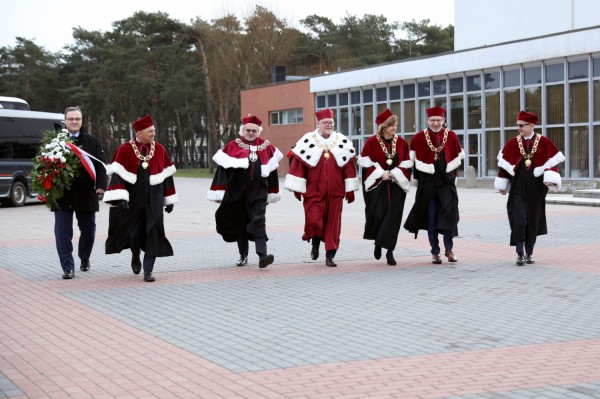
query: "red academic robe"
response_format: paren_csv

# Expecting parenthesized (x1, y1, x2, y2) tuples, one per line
(284, 130, 359, 251)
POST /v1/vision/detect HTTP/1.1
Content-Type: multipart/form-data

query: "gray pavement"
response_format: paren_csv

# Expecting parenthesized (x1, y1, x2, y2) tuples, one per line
(1, 177, 600, 398)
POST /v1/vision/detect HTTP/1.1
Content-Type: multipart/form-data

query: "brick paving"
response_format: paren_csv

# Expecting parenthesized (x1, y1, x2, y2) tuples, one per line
(1, 177, 600, 399)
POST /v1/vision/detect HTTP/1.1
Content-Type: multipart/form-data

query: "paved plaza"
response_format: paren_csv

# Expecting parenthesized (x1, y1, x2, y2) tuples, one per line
(1, 177, 600, 398)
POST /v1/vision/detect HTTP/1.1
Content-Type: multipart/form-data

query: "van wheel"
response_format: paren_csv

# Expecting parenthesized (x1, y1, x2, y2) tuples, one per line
(8, 181, 27, 207)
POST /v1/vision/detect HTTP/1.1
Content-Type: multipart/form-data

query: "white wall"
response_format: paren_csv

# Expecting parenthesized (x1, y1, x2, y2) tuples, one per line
(455, 0, 600, 51)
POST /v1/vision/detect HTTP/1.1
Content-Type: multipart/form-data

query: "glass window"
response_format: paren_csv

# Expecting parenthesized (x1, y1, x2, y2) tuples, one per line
(269, 108, 304, 125)
(419, 99, 430, 129)
(376, 87, 387, 102)
(504, 69, 520, 87)
(546, 63, 564, 83)
(364, 104, 374, 135)
(449, 77, 463, 93)
(484, 72, 500, 90)
(570, 127, 589, 178)
(339, 92, 348, 106)
(390, 85, 401, 100)
(418, 81, 430, 97)
(525, 87, 542, 121)
(434, 98, 446, 109)
(467, 75, 481, 91)
(504, 89, 520, 126)
(350, 105, 361, 135)
(570, 81, 588, 123)
(524, 66, 542, 85)
(594, 81, 600, 121)
(485, 92, 500, 128)
(433, 79, 446, 95)
(594, 126, 600, 177)
(363, 89, 373, 103)
(317, 96, 326, 108)
(404, 100, 416, 132)
(351, 91, 361, 105)
(569, 59, 588, 80)
(467, 94, 481, 129)
(594, 58, 600, 77)
(485, 130, 500, 176)
(450, 96, 464, 130)
(547, 85, 565, 124)
(389, 102, 401, 131)
(547, 127, 565, 176)
(270, 112, 280, 125)
(403, 84, 415, 99)
(339, 108, 349, 134)
(328, 94, 337, 107)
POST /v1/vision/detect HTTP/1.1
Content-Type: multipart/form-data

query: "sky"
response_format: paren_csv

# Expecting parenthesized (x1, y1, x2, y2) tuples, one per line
(0, 0, 454, 52)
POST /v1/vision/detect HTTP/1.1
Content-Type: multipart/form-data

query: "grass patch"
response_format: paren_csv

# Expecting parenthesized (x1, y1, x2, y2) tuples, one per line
(175, 168, 214, 178)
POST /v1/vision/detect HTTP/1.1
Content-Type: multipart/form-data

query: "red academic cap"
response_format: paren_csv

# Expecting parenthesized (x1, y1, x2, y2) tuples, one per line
(132, 115, 154, 132)
(375, 109, 393, 125)
(426, 106, 446, 118)
(517, 110, 538, 124)
(242, 115, 262, 126)
(315, 109, 334, 121)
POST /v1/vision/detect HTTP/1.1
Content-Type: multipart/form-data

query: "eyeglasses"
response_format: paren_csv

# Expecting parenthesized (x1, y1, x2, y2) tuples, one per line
(320, 121, 335, 126)
(66, 118, 82, 121)
(245, 129, 258, 133)
(516, 123, 531, 128)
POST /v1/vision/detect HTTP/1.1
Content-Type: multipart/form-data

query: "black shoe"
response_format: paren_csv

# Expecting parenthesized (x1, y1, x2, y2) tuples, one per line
(80, 260, 90, 272)
(516, 254, 525, 266)
(62, 269, 74, 279)
(236, 256, 248, 266)
(325, 257, 337, 267)
(131, 255, 142, 275)
(258, 254, 274, 268)
(374, 245, 382, 260)
(144, 273, 155, 282)
(525, 254, 535, 264)
(386, 250, 396, 266)
(311, 243, 319, 260)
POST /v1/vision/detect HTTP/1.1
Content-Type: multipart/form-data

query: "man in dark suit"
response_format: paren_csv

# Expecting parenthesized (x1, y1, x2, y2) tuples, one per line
(53, 106, 107, 279)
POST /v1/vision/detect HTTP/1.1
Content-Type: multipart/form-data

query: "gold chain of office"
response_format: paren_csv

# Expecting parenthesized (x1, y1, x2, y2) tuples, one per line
(517, 133, 541, 167)
(311, 133, 339, 160)
(130, 140, 155, 169)
(424, 128, 448, 160)
(235, 138, 270, 162)
(376, 134, 397, 165)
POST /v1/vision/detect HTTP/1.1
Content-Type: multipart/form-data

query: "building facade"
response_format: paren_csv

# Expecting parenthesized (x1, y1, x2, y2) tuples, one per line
(241, 1, 600, 183)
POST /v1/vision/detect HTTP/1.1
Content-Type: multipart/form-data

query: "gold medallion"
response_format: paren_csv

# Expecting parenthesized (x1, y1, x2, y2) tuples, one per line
(142, 161, 149, 169)
(386, 159, 393, 166)
(324, 152, 330, 160)
(434, 153, 439, 161)
(525, 159, 531, 167)
(249, 151, 258, 162)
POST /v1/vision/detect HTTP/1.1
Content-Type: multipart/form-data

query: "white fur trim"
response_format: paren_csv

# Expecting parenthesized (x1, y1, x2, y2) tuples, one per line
(415, 158, 435, 175)
(399, 159, 414, 169)
(390, 167, 411, 193)
(102, 189, 129, 203)
(446, 148, 465, 173)
(533, 151, 566, 177)
(345, 177, 360, 192)
(267, 148, 284, 173)
(213, 149, 249, 169)
(164, 193, 179, 205)
(494, 177, 509, 191)
(106, 162, 137, 184)
(543, 170, 562, 191)
(267, 192, 281, 203)
(207, 189, 225, 202)
(292, 131, 355, 168)
(497, 150, 516, 177)
(363, 163, 385, 191)
(357, 155, 375, 168)
(284, 174, 307, 193)
(150, 164, 177, 186)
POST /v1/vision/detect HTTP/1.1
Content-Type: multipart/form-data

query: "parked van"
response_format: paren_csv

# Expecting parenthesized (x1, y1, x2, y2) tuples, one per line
(0, 109, 64, 206)
(0, 96, 30, 111)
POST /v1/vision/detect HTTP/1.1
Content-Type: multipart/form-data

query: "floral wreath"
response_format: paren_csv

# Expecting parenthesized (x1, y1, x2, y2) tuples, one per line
(31, 129, 81, 209)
